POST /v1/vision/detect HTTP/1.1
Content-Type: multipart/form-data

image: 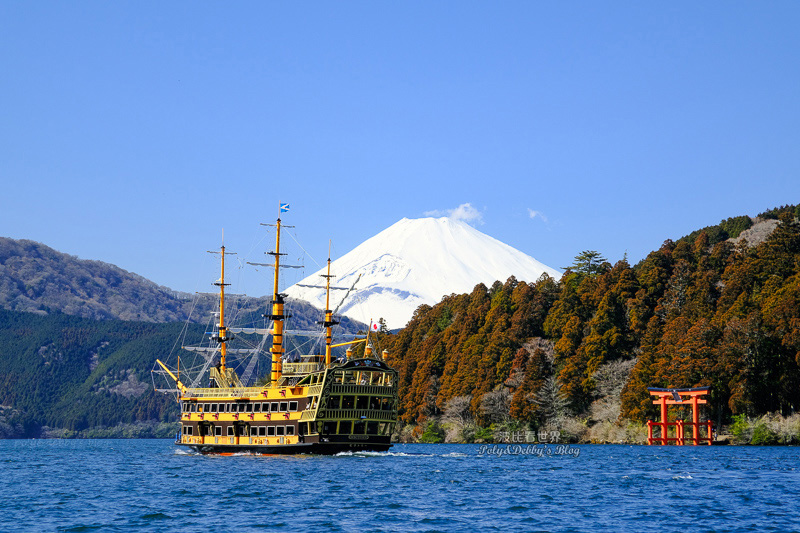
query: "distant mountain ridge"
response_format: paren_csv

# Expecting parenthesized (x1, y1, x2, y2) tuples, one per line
(0, 237, 362, 331)
(0, 237, 189, 321)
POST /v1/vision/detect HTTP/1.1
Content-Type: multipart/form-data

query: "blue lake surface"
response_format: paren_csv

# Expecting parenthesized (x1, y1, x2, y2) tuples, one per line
(1, 440, 798, 532)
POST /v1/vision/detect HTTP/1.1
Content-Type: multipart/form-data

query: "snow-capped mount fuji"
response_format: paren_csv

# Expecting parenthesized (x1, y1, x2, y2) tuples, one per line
(284, 217, 561, 329)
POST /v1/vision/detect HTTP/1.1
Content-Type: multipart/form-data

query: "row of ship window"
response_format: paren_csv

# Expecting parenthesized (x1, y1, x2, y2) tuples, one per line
(330, 372, 394, 386)
(182, 425, 296, 437)
(320, 420, 394, 436)
(328, 395, 395, 410)
(182, 401, 298, 413)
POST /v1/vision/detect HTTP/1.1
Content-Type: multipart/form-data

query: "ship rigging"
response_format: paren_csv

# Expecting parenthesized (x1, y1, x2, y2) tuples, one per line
(152, 208, 398, 454)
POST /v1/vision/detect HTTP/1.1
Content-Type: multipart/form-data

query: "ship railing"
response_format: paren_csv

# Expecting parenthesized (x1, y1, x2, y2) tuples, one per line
(184, 386, 262, 398)
(184, 383, 327, 401)
(319, 409, 396, 421)
(330, 384, 395, 396)
(300, 410, 317, 421)
(283, 362, 324, 375)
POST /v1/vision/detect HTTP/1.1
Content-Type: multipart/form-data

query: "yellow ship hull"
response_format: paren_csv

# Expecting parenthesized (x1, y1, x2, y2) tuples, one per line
(175, 359, 398, 455)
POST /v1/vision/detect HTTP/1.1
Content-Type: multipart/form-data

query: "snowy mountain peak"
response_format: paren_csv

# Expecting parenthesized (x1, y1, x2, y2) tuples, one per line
(285, 217, 560, 329)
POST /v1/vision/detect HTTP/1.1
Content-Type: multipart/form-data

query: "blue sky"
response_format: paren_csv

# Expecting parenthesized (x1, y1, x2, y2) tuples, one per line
(2, 2, 799, 296)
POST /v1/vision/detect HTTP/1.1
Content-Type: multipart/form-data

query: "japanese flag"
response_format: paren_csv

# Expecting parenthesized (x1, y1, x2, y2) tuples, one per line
(371, 321, 379, 332)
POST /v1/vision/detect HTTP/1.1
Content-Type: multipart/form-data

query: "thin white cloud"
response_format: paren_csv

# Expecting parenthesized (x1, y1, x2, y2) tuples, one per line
(528, 208, 548, 223)
(424, 203, 484, 225)
(449, 203, 484, 224)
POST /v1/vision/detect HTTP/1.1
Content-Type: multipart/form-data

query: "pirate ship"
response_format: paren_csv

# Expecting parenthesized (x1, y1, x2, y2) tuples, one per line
(153, 211, 398, 454)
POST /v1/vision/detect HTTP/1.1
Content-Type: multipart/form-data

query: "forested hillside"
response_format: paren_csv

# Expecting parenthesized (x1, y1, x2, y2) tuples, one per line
(0, 310, 200, 437)
(382, 205, 800, 443)
(0, 303, 367, 438)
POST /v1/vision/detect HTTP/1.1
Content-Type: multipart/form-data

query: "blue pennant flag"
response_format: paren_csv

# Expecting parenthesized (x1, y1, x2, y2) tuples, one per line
(280, 203, 290, 213)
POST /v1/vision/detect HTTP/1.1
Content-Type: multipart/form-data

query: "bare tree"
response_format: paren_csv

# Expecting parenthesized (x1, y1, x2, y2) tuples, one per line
(442, 395, 473, 427)
(480, 387, 512, 424)
(442, 395, 476, 443)
(592, 358, 636, 398)
(589, 358, 636, 422)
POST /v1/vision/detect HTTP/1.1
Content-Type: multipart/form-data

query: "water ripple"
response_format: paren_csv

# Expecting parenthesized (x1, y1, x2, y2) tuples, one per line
(1, 441, 799, 532)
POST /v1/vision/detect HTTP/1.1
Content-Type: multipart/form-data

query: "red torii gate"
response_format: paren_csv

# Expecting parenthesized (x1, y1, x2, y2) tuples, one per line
(647, 387, 713, 445)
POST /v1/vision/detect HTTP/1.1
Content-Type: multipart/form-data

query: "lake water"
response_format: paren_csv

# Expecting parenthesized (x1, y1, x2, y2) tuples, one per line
(1, 440, 798, 532)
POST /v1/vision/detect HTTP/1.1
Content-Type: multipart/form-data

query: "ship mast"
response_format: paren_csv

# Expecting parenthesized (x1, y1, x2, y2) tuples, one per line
(322, 242, 339, 366)
(217, 245, 229, 374)
(250, 205, 300, 387)
(267, 217, 287, 386)
(209, 236, 235, 378)
(294, 241, 344, 366)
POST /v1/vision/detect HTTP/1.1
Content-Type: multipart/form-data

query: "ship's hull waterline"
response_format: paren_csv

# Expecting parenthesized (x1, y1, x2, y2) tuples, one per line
(180, 436, 392, 455)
